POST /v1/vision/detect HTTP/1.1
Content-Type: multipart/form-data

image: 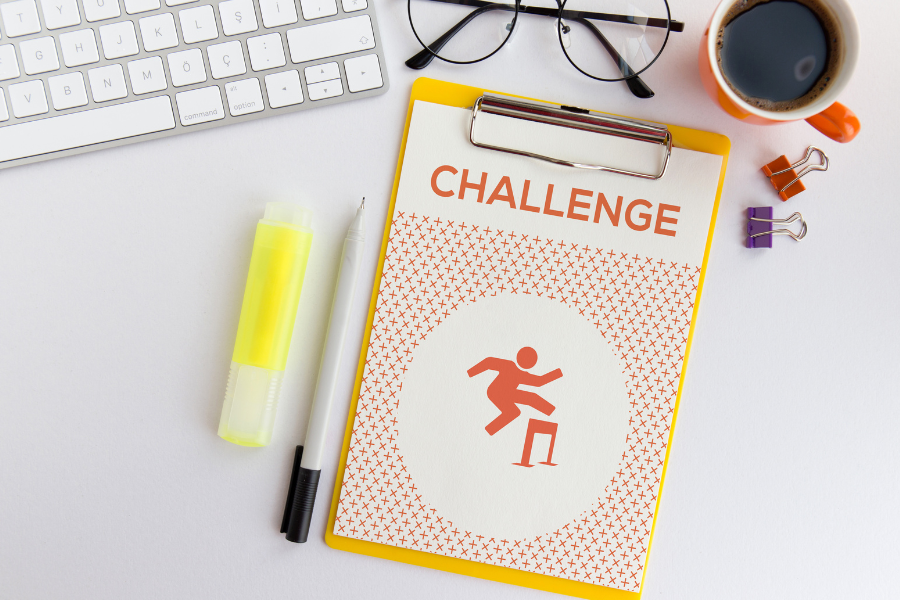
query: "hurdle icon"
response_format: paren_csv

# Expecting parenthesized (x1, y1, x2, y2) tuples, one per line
(512, 419, 558, 467)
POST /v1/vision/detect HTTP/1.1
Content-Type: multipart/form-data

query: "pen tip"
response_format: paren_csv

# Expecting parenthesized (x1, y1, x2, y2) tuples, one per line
(360, 197, 365, 209)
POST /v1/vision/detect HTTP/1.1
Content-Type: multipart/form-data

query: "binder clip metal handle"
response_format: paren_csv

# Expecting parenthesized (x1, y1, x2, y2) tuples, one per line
(747, 207, 807, 248)
(469, 94, 672, 180)
(762, 146, 829, 201)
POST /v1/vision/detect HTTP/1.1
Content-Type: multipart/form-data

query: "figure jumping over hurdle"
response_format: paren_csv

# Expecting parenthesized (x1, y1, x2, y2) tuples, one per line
(467, 347, 562, 467)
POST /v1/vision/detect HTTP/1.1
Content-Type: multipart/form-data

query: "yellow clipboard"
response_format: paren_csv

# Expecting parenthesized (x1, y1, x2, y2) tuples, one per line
(325, 77, 730, 599)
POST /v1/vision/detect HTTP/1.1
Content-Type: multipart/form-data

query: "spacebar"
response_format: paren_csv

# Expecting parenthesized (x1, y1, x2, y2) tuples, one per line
(0, 96, 176, 163)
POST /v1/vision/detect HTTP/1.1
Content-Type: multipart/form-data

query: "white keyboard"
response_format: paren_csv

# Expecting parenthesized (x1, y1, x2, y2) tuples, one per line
(0, 0, 387, 169)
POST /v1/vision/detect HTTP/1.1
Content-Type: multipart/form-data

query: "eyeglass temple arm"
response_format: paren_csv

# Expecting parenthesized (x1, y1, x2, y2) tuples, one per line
(570, 16, 653, 98)
(559, 7, 682, 31)
(406, 3, 514, 69)
(414, 0, 685, 32)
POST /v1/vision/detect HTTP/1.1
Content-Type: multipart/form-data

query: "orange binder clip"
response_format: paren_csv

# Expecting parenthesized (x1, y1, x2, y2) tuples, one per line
(762, 146, 829, 201)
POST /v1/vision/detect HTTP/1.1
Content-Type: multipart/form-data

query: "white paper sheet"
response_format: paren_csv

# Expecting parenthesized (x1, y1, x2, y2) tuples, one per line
(334, 101, 722, 593)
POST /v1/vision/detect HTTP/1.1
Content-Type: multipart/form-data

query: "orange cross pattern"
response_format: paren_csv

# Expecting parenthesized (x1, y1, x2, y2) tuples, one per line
(335, 213, 698, 592)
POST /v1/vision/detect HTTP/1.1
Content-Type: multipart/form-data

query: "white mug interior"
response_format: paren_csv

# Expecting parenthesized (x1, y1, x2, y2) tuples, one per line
(706, 0, 859, 121)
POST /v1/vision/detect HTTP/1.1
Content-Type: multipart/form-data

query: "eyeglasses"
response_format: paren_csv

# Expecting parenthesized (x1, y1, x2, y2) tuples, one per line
(406, 0, 684, 98)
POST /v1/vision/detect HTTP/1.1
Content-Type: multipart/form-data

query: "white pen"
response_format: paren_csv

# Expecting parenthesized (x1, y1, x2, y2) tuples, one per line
(281, 198, 366, 543)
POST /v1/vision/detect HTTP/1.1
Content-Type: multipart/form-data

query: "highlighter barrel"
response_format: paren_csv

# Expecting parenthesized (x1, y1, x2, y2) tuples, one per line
(218, 202, 314, 447)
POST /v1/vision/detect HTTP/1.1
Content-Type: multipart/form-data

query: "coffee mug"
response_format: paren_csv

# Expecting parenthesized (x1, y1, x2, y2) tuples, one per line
(699, 0, 860, 143)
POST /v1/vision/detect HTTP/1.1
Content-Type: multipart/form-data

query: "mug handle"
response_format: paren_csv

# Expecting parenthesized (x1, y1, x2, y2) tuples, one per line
(806, 102, 860, 143)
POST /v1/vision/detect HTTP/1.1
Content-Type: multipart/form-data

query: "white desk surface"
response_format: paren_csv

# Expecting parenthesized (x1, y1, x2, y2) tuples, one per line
(1, 1, 897, 598)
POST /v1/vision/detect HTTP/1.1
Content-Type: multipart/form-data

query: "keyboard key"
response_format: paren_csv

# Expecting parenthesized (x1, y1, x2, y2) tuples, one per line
(165, 0, 195, 5)
(179, 5, 218, 44)
(304, 61, 338, 84)
(139, 13, 178, 52)
(0, 45, 21, 81)
(287, 15, 374, 64)
(219, 0, 256, 36)
(82, 0, 121, 22)
(174, 85, 223, 125)
(59, 28, 100, 67)
(307, 78, 341, 101)
(127, 55, 166, 94)
(299, 0, 336, 20)
(48, 71, 88, 109)
(124, 0, 159, 13)
(344, 53, 381, 92)
(99, 21, 139, 59)
(167, 48, 206, 86)
(88, 63, 127, 101)
(1, 0, 41, 37)
(0, 96, 175, 163)
(8, 79, 48, 117)
(224, 77, 263, 116)
(247, 32, 285, 72)
(259, 0, 297, 28)
(264, 69, 302, 108)
(0, 89, 9, 121)
(20, 37, 60, 75)
(40, 0, 81, 29)
(341, 0, 365, 12)
(207, 40, 246, 79)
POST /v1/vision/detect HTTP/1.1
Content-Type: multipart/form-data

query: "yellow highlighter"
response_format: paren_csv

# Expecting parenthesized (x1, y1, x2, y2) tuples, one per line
(218, 202, 314, 447)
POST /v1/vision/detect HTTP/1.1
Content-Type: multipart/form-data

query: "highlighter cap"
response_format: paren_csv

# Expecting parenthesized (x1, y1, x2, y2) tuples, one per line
(218, 202, 314, 447)
(264, 202, 313, 229)
(218, 362, 284, 447)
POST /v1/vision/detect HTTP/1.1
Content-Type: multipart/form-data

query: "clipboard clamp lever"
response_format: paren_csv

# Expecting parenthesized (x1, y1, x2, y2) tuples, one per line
(469, 94, 672, 180)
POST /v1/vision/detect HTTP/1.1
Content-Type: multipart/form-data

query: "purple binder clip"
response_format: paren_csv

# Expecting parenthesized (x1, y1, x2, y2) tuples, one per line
(747, 207, 807, 248)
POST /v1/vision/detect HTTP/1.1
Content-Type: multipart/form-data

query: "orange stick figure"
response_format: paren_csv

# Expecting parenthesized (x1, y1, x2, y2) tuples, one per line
(467, 347, 563, 436)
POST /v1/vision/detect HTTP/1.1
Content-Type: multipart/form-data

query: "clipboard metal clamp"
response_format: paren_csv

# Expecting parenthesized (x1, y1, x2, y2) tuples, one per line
(469, 93, 673, 180)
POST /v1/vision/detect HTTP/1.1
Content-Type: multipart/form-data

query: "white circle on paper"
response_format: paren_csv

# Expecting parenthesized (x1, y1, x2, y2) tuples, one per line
(397, 294, 628, 540)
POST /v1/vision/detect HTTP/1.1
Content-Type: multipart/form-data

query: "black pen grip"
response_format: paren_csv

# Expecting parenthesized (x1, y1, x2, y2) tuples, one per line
(281, 445, 321, 543)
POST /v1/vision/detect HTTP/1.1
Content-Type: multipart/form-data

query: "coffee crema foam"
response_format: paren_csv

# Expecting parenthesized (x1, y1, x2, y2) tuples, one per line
(715, 0, 843, 112)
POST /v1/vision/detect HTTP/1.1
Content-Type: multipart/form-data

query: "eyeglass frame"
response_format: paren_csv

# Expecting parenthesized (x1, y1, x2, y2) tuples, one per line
(406, 0, 684, 99)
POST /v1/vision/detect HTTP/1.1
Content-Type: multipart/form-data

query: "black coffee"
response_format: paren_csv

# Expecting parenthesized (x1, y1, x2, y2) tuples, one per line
(716, 0, 842, 111)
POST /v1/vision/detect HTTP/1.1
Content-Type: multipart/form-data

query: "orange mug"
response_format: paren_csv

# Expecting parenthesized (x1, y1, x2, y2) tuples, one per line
(699, 0, 860, 143)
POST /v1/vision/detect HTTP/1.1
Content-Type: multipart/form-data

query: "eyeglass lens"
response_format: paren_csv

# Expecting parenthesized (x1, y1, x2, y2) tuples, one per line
(560, 0, 670, 81)
(408, 0, 519, 64)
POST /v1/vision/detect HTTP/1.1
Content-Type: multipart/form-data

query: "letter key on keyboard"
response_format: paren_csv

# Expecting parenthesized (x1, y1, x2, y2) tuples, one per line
(0, 0, 388, 169)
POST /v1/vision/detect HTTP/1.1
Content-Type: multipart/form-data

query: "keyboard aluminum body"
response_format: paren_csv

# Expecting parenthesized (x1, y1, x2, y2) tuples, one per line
(0, 0, 388, 170)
